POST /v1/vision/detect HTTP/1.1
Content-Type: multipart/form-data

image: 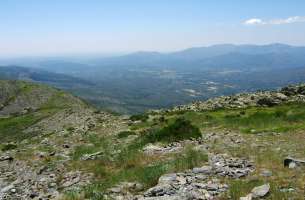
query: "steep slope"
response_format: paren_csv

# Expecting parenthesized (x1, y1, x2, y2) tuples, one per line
(0, 80, 96, 142)
(0, 81, 126, 200)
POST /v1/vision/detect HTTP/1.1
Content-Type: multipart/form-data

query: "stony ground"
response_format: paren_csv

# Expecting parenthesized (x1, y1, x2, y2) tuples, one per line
(1, 83, 305, 200)
(0, 111, 127, 200)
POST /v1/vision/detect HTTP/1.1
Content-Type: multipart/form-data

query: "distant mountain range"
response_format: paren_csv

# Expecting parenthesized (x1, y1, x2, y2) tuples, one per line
(92, 43, 305, 70)
(1, 43, 305, 113)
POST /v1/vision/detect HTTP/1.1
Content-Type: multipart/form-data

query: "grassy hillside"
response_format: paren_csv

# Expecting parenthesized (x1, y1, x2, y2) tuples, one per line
(0, 80, 91, 143)
(60, 101, 305, 199)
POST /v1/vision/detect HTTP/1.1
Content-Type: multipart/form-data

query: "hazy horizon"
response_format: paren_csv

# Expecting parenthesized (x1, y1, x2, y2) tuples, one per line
(1, 42, 305, 60)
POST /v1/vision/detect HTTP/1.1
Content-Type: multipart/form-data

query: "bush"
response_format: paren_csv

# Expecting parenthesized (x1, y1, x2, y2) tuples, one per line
(66, 127, 75, 132)
(130, 114, 149, 122)
(145, 118, 201, 143)
(117, 131, 136, 139)
(1, 143, 17, 151)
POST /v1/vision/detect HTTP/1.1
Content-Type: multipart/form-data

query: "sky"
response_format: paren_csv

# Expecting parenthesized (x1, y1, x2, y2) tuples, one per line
(1, 0, 305, 57)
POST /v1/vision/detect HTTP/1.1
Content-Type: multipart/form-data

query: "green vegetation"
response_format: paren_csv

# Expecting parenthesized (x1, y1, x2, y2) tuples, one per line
(0, 111, 54, 142)
(130, 113, 149, 122)
(76, 146, 207, 199)
(0, 80, 88, 143)
(71, 134, 112, 160)
(68, 123, 207, 199)
(228, 179, 265, 199)
(117, 131, 136, 139)
(143, 117, 201, 143)
(174, 103, 305, 134)
(1, 143, 17, 151)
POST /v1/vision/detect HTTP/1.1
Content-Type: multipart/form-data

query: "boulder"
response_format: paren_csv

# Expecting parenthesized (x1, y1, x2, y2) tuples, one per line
(192, 166, 212, 174)
(284, 157, 305, 168)
(251, 184, 270, 198)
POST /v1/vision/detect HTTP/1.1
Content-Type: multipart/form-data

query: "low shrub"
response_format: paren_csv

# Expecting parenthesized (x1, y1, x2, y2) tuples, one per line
(130, 114, 149, 122)
(1, 143, 17, 151)
(117, 131, 136, 139)
(144, 117, 201, 143)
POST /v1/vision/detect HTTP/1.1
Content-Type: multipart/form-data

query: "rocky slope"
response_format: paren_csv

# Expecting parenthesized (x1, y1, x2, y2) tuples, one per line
(160, 84, 305, 113)
(0, 80, 127, 199)
(0, 81, 305, 200)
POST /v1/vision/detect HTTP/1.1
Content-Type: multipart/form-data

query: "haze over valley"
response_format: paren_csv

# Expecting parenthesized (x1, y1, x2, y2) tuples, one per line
(2, 44, 305, 113)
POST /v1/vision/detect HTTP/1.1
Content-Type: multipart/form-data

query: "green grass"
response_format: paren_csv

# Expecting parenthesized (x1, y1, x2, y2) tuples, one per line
(0, 110, 55, 142)
(228, 179, 266, 200)
(79, 147, 207, 199)
(71, 134, 113, 160)
(179, 103, 305, 134)
(68, 133, 208, 200)
(227, 179, 295, 200)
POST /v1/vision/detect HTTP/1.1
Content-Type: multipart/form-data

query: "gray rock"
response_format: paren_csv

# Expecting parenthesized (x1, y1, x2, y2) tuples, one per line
(284, 157, 305, 168)
(251, 183, 270, 198)
(80, 151, 104, 160)
(158, 174, 177, 184)
(240, 194, 252, 200)
(144, 184, 174, 197)
(192, 166, 212, 174)
(0, 156, 14, 162)
(289, 162, 296, 169)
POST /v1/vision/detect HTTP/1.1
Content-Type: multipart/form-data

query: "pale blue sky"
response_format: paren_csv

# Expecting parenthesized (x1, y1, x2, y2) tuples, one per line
(1, 0, 305, 57)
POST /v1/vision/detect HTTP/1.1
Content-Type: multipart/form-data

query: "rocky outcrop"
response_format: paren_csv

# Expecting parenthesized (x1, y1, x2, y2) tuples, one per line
(159, 84, 305, 113)
(209, 154, 254, 178)
(104, 154, 254, 200)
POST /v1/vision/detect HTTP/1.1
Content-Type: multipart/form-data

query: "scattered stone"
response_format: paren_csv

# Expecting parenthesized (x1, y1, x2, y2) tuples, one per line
(210, 154, 254, 178)
(29, 192, 39, 198)
(251, 183, 270, 198)
(143, 143, 183, 154)
(61, 172, 81, 187)
(0, 156, 14, 162)
(158, 174, 177, 184)
(63, 144, 70, 148)
(257, 97, 279, 107)
(10, 188, 16, 193)
(280, 187, 295, 193)
(80, 151, 104, 160)
(166, 84, 305, 113)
